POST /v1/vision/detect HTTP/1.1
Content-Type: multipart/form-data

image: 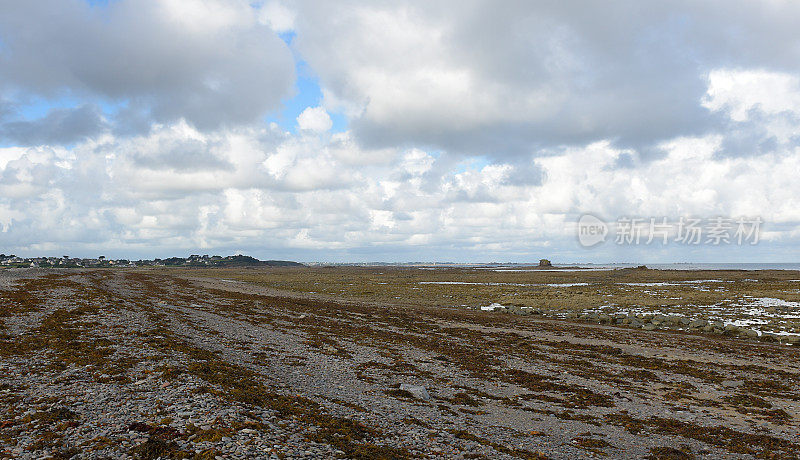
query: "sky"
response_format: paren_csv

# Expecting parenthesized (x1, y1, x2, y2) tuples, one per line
(1, 0, 800, 263)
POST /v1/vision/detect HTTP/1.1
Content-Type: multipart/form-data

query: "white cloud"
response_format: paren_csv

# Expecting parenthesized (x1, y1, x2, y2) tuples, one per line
(258, 1, 296, 33)
(400, 149, 434, 176)
(703, 69, 800, 122)
(0, 147, 29, 170)
(2, 2, 800, 261)
(158, 0, 251, 34)
(0, 117, 799, 260)
(296, 106, 333, 133)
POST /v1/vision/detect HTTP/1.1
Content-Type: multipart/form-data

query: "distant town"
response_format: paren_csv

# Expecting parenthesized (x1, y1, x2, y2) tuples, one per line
(0, 253, 304, 268)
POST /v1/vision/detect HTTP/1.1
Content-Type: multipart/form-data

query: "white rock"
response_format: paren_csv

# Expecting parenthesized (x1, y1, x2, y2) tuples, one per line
(400, 384, 430, 401)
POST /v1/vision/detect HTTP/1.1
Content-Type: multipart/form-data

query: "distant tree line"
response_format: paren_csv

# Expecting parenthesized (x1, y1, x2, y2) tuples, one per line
(0, 253, 304, 268)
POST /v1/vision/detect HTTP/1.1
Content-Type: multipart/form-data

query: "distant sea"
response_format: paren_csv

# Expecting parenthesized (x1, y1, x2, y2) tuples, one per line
(561, 263, 800, 271)
(377, 262, 800, 270)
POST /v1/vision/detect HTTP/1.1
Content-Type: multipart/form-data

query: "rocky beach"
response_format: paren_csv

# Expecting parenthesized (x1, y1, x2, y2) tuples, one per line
(1, 267, 799, 459)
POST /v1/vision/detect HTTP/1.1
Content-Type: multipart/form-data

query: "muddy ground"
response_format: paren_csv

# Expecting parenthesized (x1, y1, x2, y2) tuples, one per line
(1, 268, 799, 459)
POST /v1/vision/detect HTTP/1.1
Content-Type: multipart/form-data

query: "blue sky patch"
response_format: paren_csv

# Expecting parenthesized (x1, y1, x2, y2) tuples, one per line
(265, 31, 349, 134)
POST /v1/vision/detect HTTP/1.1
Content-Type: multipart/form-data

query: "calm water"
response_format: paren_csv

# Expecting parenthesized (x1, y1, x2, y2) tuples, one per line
(567, 263, 800, 271)
(410, 263, 800, 271)
(473, 263, 800, 271)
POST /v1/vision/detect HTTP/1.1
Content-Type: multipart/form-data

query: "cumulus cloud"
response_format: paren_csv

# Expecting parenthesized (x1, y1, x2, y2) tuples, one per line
(1, 1, 800, 261)
(703, 69, 800, 158)
(296, 107, 332, 133)
(0, 0, 294, 132)
(0, 105, 107, 146)
(291, 1, 800, 156)
(703, 70, 800, 122)
(258, 1, 296, 33)
(2, 104, 799, 261)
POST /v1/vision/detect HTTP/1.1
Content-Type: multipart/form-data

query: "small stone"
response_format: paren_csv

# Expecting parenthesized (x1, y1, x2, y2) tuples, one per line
(724, 324, 740, 334)
(399, 383, 431, 401)
(689, 319, 708, 328)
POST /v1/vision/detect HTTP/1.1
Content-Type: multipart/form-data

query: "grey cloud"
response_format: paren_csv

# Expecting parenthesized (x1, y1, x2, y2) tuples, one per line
(0, 0, 295, 131)
(718, 127, 779, 158)
(0, 104, 107, 145)
(0, 99, 16, 121)
(714, 110, 799, 159)
(294, 0, 800, 157)
(111, 105, 158, 137)
(609, 152, 637, 170)
(132, 138, 235, 172)
(500, 161, 544, 186)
